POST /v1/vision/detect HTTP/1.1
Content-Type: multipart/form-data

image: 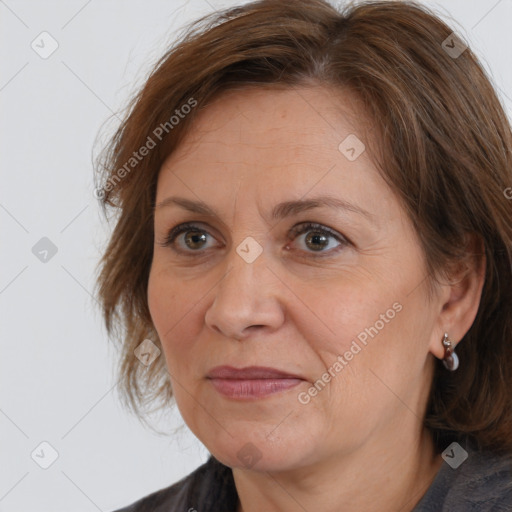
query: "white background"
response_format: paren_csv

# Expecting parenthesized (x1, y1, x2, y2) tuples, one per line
(1, 1, 511, 511)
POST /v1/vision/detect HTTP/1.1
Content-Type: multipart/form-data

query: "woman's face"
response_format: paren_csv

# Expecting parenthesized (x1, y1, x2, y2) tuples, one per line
(148, 85, 444, 471)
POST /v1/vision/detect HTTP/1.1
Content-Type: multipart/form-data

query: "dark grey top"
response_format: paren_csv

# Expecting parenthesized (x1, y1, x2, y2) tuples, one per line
(112, 445, 512, 512)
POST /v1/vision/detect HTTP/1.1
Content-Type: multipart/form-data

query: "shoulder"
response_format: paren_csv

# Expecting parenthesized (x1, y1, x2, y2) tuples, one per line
(111, 455, 238, 512)
(452, 447, 512, 511)
(414, 444, 512, 512)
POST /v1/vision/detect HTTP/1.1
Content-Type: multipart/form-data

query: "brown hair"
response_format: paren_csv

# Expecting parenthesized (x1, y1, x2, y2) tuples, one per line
(94, 0, 512, 452)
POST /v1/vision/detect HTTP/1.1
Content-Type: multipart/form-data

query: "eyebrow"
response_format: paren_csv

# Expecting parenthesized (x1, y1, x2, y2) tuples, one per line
(154, 195, 375, 223)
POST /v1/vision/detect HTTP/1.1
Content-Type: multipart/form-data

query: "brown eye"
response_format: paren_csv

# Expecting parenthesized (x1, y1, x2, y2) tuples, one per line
(288, 222, 348, 256)
(183, 230, 208, 250)
(304, 231, 330, 251)
(159, 222, 219, 253)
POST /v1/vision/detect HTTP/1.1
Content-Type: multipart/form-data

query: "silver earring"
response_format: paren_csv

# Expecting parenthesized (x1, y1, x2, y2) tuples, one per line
(442, 333, 459, 371)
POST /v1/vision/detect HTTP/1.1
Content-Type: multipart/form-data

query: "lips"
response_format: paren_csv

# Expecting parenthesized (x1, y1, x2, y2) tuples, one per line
(206, 366, 305, 399)
(207, 365, 304, 380)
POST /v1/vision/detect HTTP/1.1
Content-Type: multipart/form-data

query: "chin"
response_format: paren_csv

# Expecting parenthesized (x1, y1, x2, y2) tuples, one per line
(202, 426, 319, 473)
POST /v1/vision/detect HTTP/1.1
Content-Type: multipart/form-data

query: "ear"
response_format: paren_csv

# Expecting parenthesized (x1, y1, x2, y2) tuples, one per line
(429, 233, 486, 359)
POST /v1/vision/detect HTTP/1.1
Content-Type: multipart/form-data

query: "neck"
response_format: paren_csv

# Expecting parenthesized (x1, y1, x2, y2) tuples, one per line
(233, 426, 443, 512)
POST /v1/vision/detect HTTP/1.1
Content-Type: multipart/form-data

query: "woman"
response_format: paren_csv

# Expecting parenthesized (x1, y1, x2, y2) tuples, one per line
(95, 0, 512, 510)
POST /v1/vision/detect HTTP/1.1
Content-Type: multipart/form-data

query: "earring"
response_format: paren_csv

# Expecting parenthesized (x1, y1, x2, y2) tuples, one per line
(441, 332, 459, 371)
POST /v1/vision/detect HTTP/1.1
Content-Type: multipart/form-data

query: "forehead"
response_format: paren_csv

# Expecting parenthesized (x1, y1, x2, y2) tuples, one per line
(158, 85, 377, 183)
(154, 85, 402, 235)
(191, 85, 361, 139)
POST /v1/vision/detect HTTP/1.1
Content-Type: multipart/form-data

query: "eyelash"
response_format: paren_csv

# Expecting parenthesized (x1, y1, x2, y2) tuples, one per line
(159, 222, 349, 258)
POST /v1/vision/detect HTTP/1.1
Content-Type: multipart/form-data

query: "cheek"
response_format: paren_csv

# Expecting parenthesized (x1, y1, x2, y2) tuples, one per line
(147, 267, 208, 431)
(294, 280, 413, 394)
(147, 267, 204, 370)
(290, 277, 393, 354)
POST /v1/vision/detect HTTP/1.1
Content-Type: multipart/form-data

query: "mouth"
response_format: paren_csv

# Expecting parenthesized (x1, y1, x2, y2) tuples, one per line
(206, 365, 305, 400)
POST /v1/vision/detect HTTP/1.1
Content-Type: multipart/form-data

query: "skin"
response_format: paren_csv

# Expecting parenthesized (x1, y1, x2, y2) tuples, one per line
(147, 85, 486, 512)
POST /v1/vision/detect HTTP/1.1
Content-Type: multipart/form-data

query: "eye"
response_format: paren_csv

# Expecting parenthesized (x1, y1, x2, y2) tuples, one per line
(158, 222, 221, 254)
(286, 222, 348, 256)
(158, 221, 349, 257)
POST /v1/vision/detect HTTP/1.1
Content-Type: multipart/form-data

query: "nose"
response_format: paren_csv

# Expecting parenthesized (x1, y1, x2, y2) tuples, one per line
(204, 243, 285, 341)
